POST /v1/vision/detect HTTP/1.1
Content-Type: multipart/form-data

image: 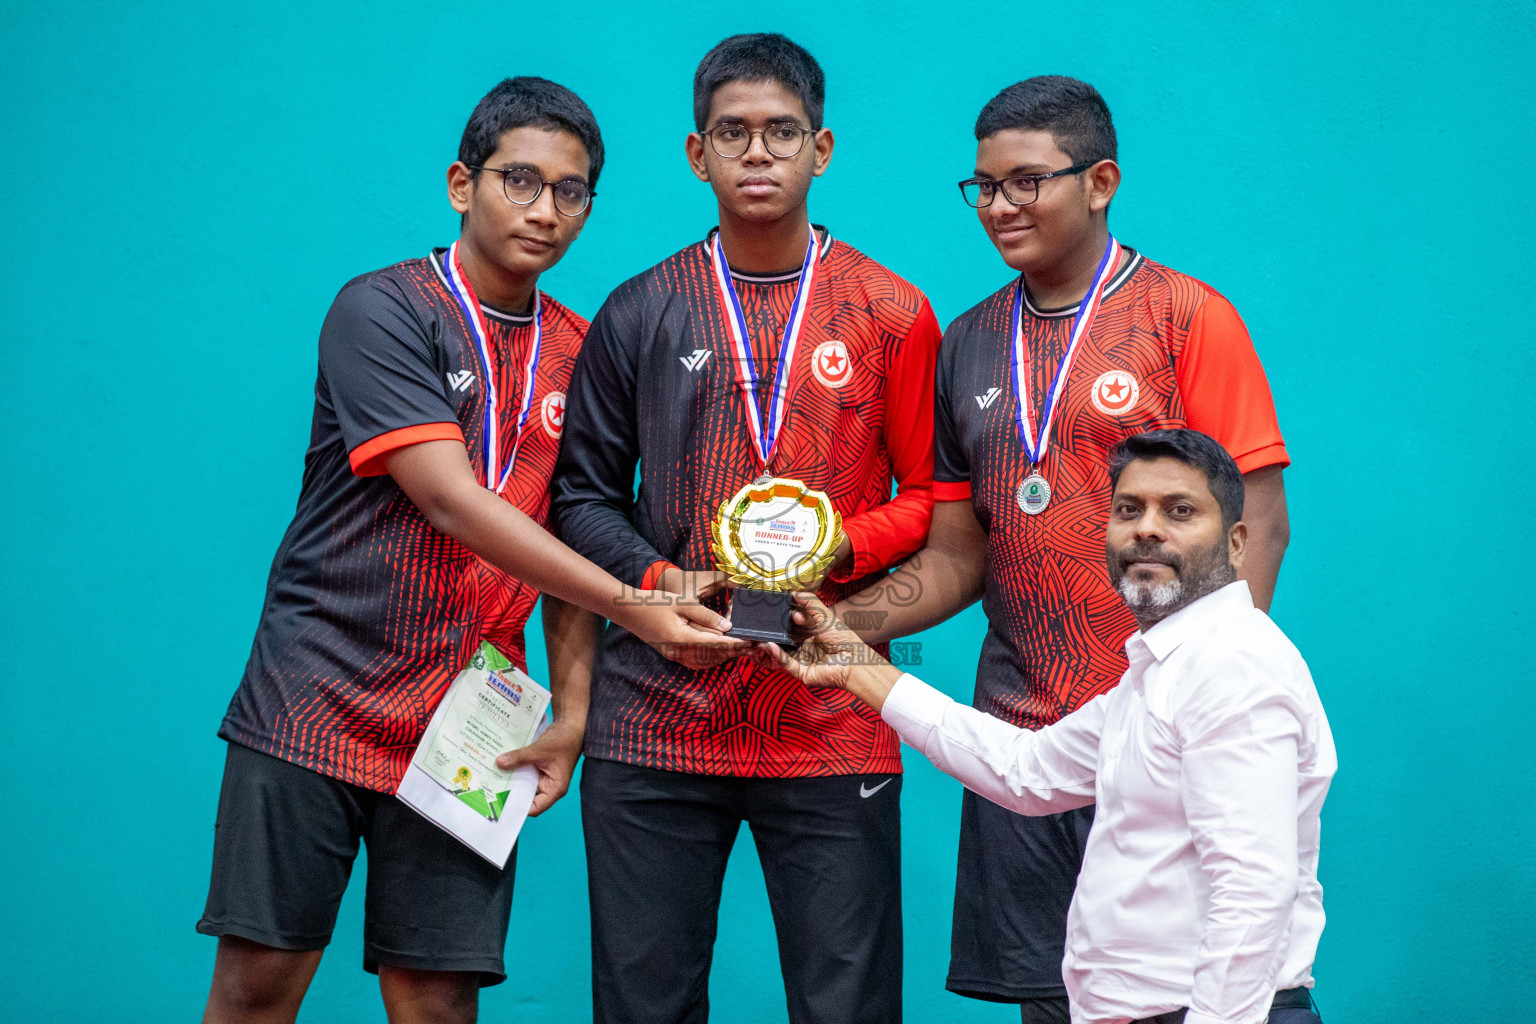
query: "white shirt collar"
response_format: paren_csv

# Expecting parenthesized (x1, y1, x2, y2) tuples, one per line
(1128, 580, 1254, 664)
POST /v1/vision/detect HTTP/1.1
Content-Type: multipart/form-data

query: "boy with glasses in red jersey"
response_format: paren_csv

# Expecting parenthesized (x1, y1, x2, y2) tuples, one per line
(552, 33, 942, 1024)
(834, 76, 1293, 1023)
(197, 77, 731, 1024)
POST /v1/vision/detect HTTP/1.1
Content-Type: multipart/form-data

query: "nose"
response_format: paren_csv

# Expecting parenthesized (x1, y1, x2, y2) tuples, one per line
(983, 190, 1023, 229)
(524, 183, 559, 227)
(1131, 507, 1168, 543)
(741, 130, 774, 166)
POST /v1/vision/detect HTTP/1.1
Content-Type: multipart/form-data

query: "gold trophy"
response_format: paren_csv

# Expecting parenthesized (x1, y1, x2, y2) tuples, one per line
(711, 476, 843, 644)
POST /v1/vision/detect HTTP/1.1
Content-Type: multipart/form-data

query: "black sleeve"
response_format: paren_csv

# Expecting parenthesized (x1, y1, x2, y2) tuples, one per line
(318, 276, 458, 457)
(933, 330, 971, 485)
(550, 285, 669, 588)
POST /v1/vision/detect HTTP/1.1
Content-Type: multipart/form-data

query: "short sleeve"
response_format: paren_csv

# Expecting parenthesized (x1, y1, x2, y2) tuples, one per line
(318, 278, 465, 477)
(933, 339, 972, 502)
(1176, 290, 1290, 474)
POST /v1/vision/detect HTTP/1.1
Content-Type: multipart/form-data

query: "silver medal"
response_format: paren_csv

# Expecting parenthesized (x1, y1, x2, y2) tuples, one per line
(1016, 473, 1051, 515)
(1005, 236, 1120, 522)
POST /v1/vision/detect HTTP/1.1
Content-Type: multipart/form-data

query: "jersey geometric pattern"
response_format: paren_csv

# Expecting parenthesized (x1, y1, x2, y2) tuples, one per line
(554, 229, 941, 777)
(935, 252, 1288, 730)
(218, 252, 586, 792)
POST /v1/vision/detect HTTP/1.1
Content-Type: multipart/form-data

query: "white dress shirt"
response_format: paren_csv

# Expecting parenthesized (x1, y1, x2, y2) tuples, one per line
(882, 581, 1335, 1024)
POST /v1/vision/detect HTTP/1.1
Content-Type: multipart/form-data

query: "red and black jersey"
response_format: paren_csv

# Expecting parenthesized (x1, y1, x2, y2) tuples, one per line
(219, 250, 586, 792)
(935, 249, 1289, 731)
(552, 227, 940, 778)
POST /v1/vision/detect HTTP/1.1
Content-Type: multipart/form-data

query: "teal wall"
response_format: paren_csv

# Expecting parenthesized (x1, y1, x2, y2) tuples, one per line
(2, 1, 1531, 1020)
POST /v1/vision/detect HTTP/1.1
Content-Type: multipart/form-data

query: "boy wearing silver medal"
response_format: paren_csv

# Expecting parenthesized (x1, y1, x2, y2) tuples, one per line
(835, 77, 1292, 1022)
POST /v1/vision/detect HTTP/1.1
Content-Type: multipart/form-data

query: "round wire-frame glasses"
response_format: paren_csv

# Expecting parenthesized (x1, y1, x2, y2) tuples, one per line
(700, 122, 814, 160)
(467, 165, 595, 216)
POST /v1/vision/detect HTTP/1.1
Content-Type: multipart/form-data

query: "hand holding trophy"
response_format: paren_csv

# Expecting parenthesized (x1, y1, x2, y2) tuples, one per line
(711, 476, 843, 645)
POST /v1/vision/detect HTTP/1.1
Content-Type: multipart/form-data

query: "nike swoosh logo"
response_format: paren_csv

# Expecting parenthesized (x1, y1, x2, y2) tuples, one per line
(859, 778, 892, 799)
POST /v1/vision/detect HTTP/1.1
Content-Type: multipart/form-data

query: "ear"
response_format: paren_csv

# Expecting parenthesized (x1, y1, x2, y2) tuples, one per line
(686, 132, 711, 183)
(810, 127, 834, 178)
(447, 161, 475, 215)
(1227, 519, 1248, 574)
(1085, 159, 1121, 215)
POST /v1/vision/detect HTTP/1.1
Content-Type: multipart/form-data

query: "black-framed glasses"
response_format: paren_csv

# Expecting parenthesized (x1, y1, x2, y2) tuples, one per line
(700, 121, 813, 159)
(957, 162, 1094, 208)
(467, 165, 595, 216)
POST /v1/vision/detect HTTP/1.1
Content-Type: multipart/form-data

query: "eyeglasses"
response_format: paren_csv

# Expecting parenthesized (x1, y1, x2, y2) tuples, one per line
(700, 122, 814, 160)
(467, 165, 595, 216)
(957, 162, 1094, 208)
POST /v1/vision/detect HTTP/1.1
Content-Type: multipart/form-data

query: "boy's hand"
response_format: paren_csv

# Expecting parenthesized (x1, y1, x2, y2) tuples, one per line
(655, 568, 730, 602)
(496, 720, 586, 817)
(620, 596, 748, 671)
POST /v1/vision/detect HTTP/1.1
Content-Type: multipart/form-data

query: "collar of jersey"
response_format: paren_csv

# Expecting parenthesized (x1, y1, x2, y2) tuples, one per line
(428, 247, 537, 325)
(1020, 248, 1143, 319)
(704, 224, 834, 283)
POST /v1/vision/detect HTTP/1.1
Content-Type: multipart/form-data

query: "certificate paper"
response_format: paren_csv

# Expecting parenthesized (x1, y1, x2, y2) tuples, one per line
(396, 642, 551, 867)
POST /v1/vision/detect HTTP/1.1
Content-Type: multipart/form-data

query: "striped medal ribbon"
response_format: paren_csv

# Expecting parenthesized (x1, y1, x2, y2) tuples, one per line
(1010, 234, 1121, 515)
(440, 241, 542, 493)
(709, 230, 819, 467)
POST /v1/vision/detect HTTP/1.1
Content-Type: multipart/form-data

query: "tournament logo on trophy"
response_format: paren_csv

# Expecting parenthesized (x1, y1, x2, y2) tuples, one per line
(711, 476, 843, 644)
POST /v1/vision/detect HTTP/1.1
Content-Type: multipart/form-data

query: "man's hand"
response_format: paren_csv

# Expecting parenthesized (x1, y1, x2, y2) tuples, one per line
(753, 592, 904, 711)
(752, 592, 862, 690)
(495, 721, 585, 817)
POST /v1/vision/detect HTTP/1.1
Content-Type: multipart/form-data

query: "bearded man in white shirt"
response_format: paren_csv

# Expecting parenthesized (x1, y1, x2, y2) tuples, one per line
(758, 429, 1335, 1024)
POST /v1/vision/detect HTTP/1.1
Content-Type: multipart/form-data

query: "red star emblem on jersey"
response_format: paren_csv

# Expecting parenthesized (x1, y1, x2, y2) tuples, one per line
(1090, 370, 1139, 416)
(811, 339, 852, 389)
(541, 391, 566, 438)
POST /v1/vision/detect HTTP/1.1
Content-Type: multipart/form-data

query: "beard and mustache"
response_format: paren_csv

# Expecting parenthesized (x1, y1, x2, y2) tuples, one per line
(1107, 535, 1237, 624)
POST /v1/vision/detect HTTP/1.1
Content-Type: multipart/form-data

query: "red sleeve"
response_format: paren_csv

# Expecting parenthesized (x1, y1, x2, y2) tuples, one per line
(932, 480, 972, 501)
(640, 559, 676, 590)
(1177, 289, 1291, 474)
(829, 298, 940, 582)
(349, 421, 465, 477)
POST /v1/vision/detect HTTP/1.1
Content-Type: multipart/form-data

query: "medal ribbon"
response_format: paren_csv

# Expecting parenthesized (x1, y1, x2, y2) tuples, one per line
(1009, 235, 1121, 467)
(441, 241, 542, 493)
(709, 230, 819, 467)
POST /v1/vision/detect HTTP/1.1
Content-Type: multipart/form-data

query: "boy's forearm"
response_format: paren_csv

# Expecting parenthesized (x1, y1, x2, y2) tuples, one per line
(541, 595, 601, 728)
(835, 500, 986, 642)
(386, 440, 633, 624)
(836, 548, 981, 642)
(1238, 466, 1290, 612)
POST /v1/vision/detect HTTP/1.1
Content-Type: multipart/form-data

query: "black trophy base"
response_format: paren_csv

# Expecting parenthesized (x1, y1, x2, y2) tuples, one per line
(725, 587, 797, 646)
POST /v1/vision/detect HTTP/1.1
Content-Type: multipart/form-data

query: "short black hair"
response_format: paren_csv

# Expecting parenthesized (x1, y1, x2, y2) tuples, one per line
(693, 33, 825, 130)
(1108, 429, 1245, 529)
(458, 76, 604, 190)
(975, 76, 1117, 166)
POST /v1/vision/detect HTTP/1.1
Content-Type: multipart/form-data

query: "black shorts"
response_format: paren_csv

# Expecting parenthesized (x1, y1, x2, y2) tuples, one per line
(948, 790, 1094, 1010)
(581, 757, 903, 1024)
(196, 742, 518, 984)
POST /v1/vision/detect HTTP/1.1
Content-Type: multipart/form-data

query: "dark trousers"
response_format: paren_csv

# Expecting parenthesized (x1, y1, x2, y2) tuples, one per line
(580, 758, 903, 1024)
(1133, 988, 1322, 1023)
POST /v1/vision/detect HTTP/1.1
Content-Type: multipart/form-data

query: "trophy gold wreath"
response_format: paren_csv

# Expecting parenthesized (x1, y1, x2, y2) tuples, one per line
(711, 476, 843, 644)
